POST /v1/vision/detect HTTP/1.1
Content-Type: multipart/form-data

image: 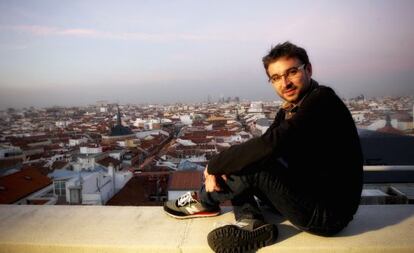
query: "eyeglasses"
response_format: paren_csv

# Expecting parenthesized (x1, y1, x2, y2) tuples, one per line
(268, 64, 306, 84)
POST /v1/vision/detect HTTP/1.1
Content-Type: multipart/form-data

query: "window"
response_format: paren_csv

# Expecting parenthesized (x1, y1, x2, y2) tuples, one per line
(54, 180, 66, 196)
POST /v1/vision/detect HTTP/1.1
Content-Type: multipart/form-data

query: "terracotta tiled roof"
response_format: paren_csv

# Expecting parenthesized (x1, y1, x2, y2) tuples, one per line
(26, 154, 43, 161)
(106, 177, 147, 206)
(207, 116, 227, 121)
(51, 161, 69, 170)
(192, 121, 209, 127)
(97, 157, 121, 168)
(27, 199, 49, 205)
(210, 130, 234, 136)
(21, 164, 50, 176)
(106, 175, 168, 206)
(376, 126, 404, 135)
(0, 167, 52, 204)
(183, 131, 208, 138)
(168, 170, 202, 191)
(139, 155, 155, 169)
(44, 144, 62, 150)
(180, 137, 211, 144)
(175, 144, 215, 150)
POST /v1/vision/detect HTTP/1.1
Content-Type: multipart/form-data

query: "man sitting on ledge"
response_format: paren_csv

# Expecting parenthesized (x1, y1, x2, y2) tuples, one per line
(164, 41, 363, 252)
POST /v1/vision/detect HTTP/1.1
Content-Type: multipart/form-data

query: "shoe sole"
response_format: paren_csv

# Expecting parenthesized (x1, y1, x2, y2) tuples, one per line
(207, 223, 278, 253)
(163, 205, 220, 219)
(164, 210, 221, 219)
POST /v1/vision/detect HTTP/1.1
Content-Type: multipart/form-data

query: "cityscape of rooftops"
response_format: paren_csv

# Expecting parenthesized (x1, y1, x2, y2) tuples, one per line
(1, 1, 414, 213)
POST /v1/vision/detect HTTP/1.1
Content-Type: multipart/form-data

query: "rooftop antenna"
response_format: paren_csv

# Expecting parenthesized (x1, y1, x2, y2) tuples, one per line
(385, 113, 392, 127)
(117, 104, 122, 127)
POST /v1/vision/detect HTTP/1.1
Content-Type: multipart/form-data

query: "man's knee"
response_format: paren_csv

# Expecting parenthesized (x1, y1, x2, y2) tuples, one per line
(308, 227, 344, 237)
(299, 223, 347, 237)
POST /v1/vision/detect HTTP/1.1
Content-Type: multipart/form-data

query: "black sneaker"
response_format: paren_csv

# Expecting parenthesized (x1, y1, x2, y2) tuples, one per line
(207, 219, 278, 252)
(163, 191, 220, 219)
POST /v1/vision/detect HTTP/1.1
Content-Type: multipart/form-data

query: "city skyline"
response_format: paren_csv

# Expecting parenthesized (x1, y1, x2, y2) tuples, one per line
(1, 0, 414, 109)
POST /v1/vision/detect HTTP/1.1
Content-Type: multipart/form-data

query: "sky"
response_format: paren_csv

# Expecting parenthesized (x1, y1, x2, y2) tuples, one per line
(0, 0, 414, 109)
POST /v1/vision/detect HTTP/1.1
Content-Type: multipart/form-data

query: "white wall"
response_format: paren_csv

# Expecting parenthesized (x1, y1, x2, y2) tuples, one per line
(179, 115, 193, 125)
(114, 172, 132, 192)
(14, 184, 55, 205)
(64, 169, 131, 205)
(74, 157, 96, 171)
(397, 121, 413, 131)
(80, 146, 102, 154)
(256, 125, 270, 134)
(0, 146, 23, 159)
(65, 173, 112, 205)
(351, 113, 366, 124)
(367, 119, 398, 131)
(109, 152, 122, 160)
(69, 138, 88, 147)
(135, 130, 169, 139)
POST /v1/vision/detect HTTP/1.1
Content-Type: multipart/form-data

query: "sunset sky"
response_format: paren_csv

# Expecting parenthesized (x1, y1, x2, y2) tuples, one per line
(1, 0, 413, 108)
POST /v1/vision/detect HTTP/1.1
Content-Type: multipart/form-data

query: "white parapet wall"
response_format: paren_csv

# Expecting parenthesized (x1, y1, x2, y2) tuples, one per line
(0, 205, 413, 253)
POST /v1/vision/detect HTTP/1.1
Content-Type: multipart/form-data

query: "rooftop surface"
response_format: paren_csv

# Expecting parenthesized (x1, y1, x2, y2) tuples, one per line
(168, 170, 203, 191)
(0, 168, 51, 204)
(0, 204, 413, 252)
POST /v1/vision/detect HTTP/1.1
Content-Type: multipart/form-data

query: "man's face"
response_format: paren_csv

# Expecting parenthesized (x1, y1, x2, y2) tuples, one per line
(267, 56, 312, 104)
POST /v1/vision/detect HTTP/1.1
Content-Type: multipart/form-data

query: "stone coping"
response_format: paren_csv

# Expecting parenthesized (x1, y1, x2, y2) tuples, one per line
(0, 205, 413, 252)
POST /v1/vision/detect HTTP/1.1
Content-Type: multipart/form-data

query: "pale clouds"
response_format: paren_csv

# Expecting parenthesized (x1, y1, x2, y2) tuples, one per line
(0, 24, 236, 42)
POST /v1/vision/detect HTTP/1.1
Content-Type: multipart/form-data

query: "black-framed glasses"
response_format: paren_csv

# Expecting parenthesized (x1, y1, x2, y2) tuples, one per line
(268, 64, 306, 84)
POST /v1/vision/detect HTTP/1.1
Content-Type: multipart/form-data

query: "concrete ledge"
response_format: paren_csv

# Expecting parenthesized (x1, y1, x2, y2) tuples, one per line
(0, 205, 413, 253)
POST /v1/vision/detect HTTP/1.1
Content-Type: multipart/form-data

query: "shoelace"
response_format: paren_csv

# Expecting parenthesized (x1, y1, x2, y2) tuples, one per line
(213, 220, 249, 229)
(177, 192, 195, 207)
(234, 220, 250, 228)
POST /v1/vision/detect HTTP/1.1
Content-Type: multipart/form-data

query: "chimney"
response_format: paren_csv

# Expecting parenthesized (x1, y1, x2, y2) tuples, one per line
(108, 162, 116, 195)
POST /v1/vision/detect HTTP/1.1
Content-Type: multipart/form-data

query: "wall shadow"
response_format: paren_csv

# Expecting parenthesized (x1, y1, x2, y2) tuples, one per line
(335, 205, 414, 237)
(263, 204, 414, 240)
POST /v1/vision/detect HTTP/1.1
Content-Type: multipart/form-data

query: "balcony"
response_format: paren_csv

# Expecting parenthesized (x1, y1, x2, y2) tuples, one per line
(0, 204, 413, 252)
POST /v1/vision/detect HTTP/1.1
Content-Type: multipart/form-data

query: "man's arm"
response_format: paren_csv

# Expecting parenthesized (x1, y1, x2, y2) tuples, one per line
(207, 86, 336, 175)
(207, 135, 273, 175)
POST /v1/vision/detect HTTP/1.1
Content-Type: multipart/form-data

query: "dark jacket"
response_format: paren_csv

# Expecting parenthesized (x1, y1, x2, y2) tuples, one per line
(208, 80, 363, 215)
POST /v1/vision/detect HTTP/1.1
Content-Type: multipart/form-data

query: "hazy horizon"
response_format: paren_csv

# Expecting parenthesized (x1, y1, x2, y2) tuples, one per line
(1, 0, 414, 109)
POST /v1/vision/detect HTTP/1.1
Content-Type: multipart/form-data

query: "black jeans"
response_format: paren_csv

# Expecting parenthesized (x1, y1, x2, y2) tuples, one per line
(200, 162, 350, 236)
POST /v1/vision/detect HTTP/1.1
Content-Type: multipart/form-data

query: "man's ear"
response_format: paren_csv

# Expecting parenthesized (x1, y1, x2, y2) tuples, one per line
(306, 63, 312, 77)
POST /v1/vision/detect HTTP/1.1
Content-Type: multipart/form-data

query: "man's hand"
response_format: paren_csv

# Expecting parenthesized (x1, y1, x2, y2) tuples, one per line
(204, 166, 227, 192)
